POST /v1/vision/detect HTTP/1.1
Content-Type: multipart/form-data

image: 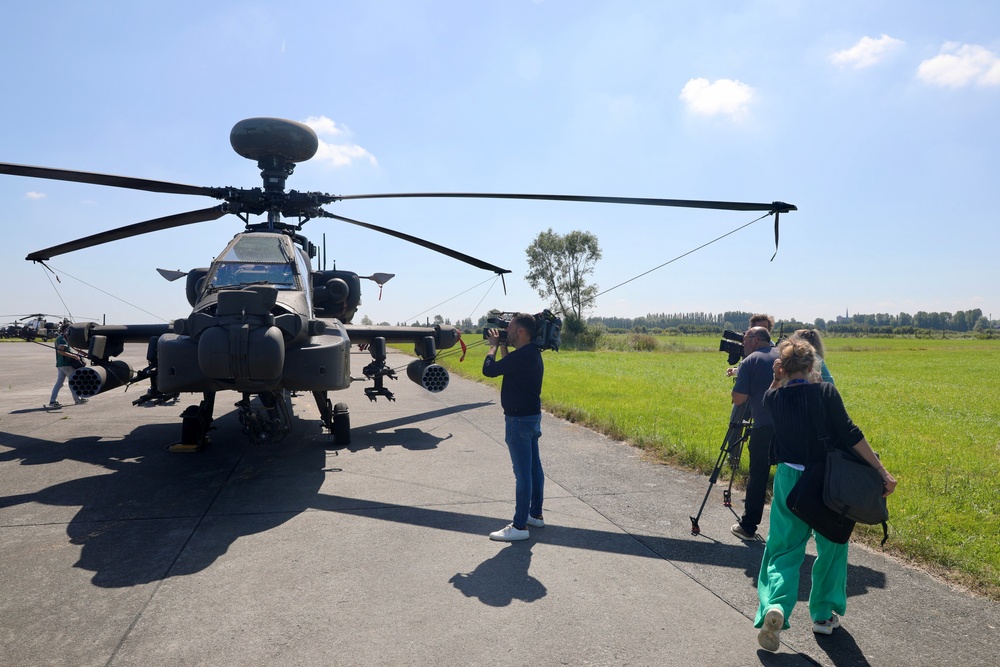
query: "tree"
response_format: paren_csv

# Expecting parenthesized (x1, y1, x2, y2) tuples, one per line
(524, 229, 602, 323)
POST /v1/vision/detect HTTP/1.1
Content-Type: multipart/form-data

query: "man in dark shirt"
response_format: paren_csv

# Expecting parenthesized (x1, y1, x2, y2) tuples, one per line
(482, 313, 544, 541)
(731, 326, 779, 540)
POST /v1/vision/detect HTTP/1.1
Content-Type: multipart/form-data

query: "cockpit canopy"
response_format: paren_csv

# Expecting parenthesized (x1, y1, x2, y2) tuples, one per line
(206, 233, 306, 292)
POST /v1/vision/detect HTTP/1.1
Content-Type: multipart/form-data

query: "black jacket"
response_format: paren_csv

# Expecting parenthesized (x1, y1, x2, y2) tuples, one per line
(764, 382, 864, 466)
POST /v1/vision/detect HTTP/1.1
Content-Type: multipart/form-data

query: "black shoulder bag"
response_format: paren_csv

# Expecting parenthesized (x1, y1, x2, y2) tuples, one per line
(821, 416, 890, 545)
(785, 385, 856, 544)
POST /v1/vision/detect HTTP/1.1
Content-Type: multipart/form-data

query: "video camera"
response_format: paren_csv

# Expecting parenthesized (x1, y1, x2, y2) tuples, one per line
(719, 329, 745, 365)
(482, 309, 562, 351)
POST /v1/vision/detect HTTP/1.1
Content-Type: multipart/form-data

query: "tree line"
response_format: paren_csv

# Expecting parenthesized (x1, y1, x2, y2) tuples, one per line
(514, 229, 996, 337)
(584, 309, 996, 336)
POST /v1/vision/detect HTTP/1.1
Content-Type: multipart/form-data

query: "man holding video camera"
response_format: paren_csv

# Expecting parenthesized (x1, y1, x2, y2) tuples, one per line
(731, 326, 779, 540)
(482, 313, 545, 542)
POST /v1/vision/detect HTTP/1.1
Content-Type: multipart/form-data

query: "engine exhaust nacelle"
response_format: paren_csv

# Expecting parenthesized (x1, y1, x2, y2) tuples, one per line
(406, 359, 449, 393)
(68, 361, 134, 398)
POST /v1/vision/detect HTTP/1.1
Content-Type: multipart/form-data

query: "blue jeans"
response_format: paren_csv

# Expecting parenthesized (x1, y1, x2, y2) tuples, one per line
(50, 366, 81, 404)
(504, 414, 543, 530)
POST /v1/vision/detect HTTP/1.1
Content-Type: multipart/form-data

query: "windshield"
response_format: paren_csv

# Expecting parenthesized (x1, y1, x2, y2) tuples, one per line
(206, 234, 299, 291)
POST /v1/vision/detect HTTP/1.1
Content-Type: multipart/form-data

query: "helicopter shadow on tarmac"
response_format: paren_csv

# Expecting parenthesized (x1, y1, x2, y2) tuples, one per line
(0, 399, 496, 589)
(345, 401, 494, 452)
(0, 412, 265, 588)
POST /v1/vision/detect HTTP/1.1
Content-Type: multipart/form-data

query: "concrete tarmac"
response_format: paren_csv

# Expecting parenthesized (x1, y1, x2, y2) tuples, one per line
(0, 342, 995, 666)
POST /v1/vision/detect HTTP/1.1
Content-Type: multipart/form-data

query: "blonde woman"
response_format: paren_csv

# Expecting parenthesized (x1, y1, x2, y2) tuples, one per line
(754, 338, 896, 652)
(791, 328, 834, 384)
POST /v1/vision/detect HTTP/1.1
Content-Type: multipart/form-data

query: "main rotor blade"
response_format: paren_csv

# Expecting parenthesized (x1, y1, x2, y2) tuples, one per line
(319, 210, 510, 275)
(0, 162, 225, 197)
(335, 192, 797, 213)
(26, 205, 228, 261)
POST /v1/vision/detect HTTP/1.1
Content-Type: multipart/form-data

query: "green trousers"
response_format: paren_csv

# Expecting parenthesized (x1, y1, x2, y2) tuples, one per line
(754, 464, 849, 629)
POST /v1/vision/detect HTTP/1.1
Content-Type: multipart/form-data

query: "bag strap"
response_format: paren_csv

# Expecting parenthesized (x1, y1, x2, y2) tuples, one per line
(807, 384, 890, 546)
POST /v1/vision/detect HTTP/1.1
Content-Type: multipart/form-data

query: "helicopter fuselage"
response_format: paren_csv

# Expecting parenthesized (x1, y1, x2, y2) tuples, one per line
(64, 229, 460, 447)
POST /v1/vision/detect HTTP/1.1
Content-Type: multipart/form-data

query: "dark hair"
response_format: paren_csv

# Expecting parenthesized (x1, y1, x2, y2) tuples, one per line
(512, 312, 537, 338)
(749, 313, 775, 331)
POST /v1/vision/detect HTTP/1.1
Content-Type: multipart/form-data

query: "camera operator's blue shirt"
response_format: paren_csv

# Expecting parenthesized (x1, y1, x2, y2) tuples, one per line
(733, 345, 779, 427)
(482, 343, 543, 416)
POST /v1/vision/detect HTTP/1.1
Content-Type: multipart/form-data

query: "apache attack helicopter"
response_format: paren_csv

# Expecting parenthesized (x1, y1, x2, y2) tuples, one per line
(0, 313, 63, 341)
(1, 117, 795, 451)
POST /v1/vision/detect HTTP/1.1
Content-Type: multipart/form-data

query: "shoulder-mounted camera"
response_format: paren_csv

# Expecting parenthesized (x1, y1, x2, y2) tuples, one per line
(483, 309, 562, 351)
(719, 329, 745, 365)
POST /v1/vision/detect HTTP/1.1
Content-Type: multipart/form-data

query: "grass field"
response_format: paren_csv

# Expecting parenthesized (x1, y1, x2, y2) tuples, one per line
(431, 334, 1000, 600)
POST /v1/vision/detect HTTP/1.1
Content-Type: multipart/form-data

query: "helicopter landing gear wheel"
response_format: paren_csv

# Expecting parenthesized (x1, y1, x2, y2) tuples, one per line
(333, 402, 350, 446)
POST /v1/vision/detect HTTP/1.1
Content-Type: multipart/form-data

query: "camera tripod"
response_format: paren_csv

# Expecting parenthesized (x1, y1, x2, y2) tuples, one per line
(690, 402, 752, 535)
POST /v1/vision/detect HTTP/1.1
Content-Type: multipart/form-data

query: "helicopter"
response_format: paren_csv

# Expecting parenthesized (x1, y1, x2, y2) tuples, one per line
(1, 117, 795, 451)
(0, 313, 65, 341)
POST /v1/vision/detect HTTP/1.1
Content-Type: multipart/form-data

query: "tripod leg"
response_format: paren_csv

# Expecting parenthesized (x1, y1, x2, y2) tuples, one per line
(690, 445, 729, 534)
(691, 402, 753, 534)
(724, 412, 752, 508)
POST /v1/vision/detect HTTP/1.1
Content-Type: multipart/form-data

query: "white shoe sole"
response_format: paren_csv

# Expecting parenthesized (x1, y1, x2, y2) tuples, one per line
(813, 615, 841, 635)
(758, 608, 784, 652)
(489, 532, 529, 541)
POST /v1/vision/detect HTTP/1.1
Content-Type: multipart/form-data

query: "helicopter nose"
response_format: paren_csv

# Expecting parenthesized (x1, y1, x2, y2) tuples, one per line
(197, 287, 285, 382)
(198, 324, 285, 382)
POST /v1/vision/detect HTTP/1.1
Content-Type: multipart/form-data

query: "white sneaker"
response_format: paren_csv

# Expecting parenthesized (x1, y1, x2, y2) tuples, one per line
(757, 607, 784, 652)
(813, 613, 841, 635)
(489, 523, 529, 541)
(526, 515, 545, 528)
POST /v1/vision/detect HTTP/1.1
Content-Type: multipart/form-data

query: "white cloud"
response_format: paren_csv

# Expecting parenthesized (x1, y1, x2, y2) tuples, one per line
(830, 34, 904, 69)
(679, 78, 754, 119)
(26, 191, 45, 200)
(304, 115, 377, 167)
(917, 42, 1000, 88)
(304, 115, 345, 138)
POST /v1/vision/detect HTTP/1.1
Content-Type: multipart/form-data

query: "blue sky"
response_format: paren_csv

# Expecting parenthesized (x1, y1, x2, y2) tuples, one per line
(2, 1, 997, 329)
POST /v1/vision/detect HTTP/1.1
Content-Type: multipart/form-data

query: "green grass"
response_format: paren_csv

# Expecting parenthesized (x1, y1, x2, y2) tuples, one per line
(431, 335, 1000, 600)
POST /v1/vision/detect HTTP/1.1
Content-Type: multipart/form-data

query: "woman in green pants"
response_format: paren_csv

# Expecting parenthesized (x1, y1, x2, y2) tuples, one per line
(754, 337, 896, 652)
